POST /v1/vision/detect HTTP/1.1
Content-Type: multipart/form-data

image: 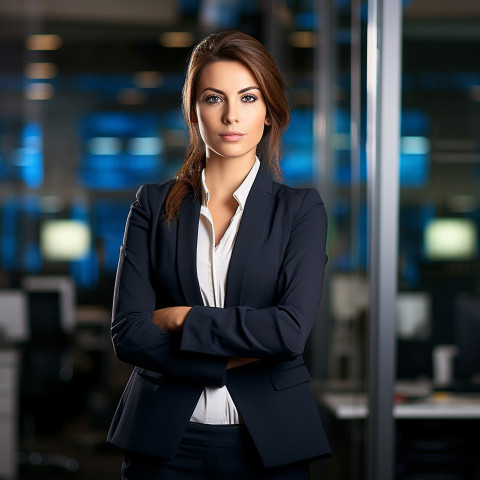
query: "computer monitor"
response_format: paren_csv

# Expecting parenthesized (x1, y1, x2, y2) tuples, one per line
(40, 219, 91, 261)
(396, 292, 431, 340)
(455, 296, 480, 383)
(424, 218, 477, 261)
(0, 290, 29, 343)
(22, 276, 76, 336)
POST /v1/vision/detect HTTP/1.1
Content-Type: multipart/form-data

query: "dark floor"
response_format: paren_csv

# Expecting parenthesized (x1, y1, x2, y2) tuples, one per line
(18, 416, 123, 480)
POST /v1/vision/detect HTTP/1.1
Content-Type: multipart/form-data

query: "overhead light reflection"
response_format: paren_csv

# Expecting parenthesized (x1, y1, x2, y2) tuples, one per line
(289, 31, 316, 48)
(25, 62, 58, 79)
(133, 71, 164, 88)
(25, 34, 63, 51)
(159, 32, 195, 48)
(25, 83, 54, 100)
(117, 88, 147, 105)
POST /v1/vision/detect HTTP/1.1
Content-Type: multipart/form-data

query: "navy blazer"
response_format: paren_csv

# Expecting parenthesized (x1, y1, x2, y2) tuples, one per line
(107, 167, 331, 468)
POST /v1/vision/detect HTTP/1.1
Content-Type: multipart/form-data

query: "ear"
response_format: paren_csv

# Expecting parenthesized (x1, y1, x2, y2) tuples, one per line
(264, 115, 271, 126)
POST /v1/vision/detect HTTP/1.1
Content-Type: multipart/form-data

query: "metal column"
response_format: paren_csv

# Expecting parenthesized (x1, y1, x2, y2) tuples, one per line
(366, 0, 402, 479)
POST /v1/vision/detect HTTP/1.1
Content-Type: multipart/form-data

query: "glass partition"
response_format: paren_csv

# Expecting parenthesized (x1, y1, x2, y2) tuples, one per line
(309, 1, 372, 478)
(396, 3, 480, 479)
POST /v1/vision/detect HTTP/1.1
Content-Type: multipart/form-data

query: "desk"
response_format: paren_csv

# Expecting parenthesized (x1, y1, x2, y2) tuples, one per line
(319, 391, 480, 419)
(0, 350, 19, 480)
(314, 384, 480, 480)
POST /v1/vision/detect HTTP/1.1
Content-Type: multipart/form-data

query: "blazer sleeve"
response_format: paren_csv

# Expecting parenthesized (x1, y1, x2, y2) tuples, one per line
(180, 188, 328, 359)
(111, 185, 228, 386)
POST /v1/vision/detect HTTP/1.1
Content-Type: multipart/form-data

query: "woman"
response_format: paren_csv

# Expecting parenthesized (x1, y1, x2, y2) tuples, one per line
(108, 30, 331, 479)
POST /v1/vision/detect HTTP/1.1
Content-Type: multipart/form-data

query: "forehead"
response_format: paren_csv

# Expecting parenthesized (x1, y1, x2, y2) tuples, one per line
(196, 60, 259, 92)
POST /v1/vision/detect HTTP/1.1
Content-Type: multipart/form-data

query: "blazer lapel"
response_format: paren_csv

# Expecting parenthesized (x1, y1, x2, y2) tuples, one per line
(176, 192, 204, 306)
(224, 168, 273, 307)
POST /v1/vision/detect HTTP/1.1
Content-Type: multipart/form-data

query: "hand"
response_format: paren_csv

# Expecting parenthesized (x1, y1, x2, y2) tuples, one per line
(152, 306, 191, 333)
(227, 357, 259, 369)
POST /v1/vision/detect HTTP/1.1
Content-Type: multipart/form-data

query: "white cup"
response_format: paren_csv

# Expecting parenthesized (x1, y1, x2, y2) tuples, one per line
(433, 345, 458, 387)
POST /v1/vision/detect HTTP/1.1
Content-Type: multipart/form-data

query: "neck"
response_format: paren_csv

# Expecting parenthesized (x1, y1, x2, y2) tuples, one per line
(204, 153, 256, 199)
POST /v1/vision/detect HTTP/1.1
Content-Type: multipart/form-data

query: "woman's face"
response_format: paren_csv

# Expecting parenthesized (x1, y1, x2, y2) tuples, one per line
(195, 60, 270, 165)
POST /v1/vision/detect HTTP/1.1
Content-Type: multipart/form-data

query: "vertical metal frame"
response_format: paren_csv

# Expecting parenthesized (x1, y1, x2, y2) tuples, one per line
(315, 0, 335, 195)
(366, 0, 402, 479)
(311, 0, 336, 380)
(350, 0, 361, 269)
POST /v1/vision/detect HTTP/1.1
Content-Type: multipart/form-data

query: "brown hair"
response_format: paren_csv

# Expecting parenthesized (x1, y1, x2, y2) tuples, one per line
(165, 30, 291, 223)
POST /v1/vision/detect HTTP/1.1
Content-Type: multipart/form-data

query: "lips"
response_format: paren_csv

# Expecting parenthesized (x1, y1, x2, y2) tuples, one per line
(219, 131, 245, 141)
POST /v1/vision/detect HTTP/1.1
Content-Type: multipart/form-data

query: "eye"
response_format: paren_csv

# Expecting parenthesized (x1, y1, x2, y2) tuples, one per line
(205, 95, 223, 104)
(242, 94, 258, 103)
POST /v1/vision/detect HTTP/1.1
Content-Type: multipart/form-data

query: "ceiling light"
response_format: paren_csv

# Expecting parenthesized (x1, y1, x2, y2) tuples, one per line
(289, 31, 316, 48)
(25, 83, 54, 100)
(25, 34, 63, 51)
(25, 62, 58, 79)
(159, 32, 195, 48)
(117, 88, 146, 105)
(133, 71, 164, 88)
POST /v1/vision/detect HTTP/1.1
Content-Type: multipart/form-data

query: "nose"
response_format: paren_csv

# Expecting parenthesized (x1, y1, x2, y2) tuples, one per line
(222, 101, 238, 124)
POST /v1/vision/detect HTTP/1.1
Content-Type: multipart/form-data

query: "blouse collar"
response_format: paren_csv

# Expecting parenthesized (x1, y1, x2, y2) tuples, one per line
(201, 157, 260, 211)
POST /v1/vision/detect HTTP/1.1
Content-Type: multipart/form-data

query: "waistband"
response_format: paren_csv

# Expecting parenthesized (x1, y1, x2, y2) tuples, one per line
(184, 421, 250, 448)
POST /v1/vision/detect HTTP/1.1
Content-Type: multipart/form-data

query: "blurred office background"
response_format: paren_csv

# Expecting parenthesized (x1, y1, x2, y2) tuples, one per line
(0, 0, 479, 479)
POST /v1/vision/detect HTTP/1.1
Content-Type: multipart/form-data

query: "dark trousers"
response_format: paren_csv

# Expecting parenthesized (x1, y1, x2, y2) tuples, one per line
(122, 422, 310, 480)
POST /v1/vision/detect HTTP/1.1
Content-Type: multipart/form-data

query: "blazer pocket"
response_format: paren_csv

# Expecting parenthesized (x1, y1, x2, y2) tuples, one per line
(269, 365, 312, 391)
(137, 368, 164, 381)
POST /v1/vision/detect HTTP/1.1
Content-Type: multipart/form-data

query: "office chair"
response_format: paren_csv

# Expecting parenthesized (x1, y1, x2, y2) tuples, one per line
(18, 277, 80, 477)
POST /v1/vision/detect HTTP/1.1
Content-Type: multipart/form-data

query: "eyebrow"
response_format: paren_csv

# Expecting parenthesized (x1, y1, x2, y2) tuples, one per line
(200, 86, 261, 96)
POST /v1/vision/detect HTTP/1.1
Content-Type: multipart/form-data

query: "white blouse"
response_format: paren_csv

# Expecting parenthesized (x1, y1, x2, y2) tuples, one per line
(190, 157, 260, 425)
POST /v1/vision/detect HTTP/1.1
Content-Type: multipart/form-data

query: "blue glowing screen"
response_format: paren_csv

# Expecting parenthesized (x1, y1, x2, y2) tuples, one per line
(79, 112, 163, 189)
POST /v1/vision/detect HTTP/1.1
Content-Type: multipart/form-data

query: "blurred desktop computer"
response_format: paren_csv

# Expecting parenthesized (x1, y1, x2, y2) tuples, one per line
(454, 296, 480, 388)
